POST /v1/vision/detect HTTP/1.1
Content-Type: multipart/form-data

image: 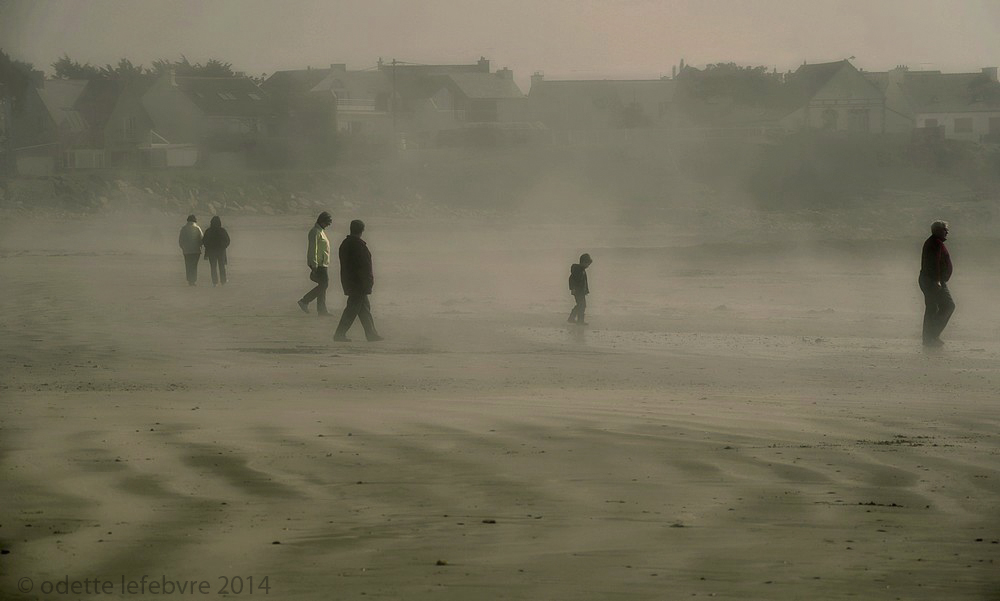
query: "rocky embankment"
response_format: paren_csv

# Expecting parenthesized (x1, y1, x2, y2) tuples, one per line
(0, 169, 470, 218)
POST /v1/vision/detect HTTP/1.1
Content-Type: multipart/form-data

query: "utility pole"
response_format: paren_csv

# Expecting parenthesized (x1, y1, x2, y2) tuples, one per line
(391, 58, 397, 147)
(0, 85, 12, 176)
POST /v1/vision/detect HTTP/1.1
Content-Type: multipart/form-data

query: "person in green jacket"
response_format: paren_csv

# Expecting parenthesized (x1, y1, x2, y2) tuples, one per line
(298, 212, 333, 316)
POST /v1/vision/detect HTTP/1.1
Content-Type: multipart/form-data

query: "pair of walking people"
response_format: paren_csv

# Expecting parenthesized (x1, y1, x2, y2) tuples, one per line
(298, 213, 382, 342)
(178, 214, 231, 286)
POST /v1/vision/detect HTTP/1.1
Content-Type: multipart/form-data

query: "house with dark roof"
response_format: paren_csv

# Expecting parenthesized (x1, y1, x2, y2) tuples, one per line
(384, 58, 529, 147)
(264, 58, 528, 149)
(862, 67, 916, 134)
(264, 63, 395, 160)
(262, 65, 341, 158)
(136, 71, 275, 167)
(528, 74, 677, 133)
(446, 69, 526, 122)
(102, 77, 156, 166)
(309, 64, 392, 140)
(13, 77, 125, 173)
(900, 67, 1000, 141)
(779, 60, 887, 134)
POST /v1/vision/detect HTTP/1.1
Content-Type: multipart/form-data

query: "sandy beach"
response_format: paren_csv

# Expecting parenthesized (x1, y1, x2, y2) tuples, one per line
(2, 212, 999, 600)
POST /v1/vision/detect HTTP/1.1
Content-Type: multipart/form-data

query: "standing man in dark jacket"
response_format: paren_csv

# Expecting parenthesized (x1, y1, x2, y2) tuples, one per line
(567, 253, 593, 325)
(201, 216, 231, 286)
(334, 220, 383, 342)
(919, 220, 955, 346)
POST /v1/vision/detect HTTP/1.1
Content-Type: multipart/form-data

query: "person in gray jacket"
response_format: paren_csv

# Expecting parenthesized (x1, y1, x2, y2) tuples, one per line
(178, 214, 203, 286)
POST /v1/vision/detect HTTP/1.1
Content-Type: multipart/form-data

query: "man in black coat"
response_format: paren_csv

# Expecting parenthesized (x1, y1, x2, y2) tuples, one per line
(334, 220, 383, 342)
(919, 220, 955, 346)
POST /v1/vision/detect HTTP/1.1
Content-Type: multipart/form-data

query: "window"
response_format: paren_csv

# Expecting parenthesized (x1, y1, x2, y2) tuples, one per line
(216, 92, 238, 100)
(954, 117, 973, 133)
(123, 116, 136, 137)
(924, 118, 938, 128)
(248, 93, 261, 101)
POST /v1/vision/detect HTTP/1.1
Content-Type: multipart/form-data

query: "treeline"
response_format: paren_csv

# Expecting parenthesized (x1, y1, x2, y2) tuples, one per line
(0, 48, 262, 107)
(48, 54, 263, 83)
(0, 48, 36, 107)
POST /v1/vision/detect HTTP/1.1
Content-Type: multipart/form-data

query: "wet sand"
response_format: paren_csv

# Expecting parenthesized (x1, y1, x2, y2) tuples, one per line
(2, 214, 999, 600)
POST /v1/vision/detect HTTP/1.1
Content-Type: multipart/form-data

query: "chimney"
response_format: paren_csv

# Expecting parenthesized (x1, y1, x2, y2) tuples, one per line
(497, 67, 513, 80)
(982, 67, 998, 82)
(478, 56, 490, 72)
(529, 72, 544, 94)
(169, 67, 177, 87)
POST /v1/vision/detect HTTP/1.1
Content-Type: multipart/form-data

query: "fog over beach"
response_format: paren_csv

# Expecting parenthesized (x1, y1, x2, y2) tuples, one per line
(2, 2, 1000, 600)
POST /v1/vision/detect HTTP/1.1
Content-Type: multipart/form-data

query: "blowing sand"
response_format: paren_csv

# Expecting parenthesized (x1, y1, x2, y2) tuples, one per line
(2, 213, 999, 600)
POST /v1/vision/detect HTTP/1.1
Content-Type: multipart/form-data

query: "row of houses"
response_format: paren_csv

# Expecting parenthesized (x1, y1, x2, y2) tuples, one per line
(4, 57, 1000, 174)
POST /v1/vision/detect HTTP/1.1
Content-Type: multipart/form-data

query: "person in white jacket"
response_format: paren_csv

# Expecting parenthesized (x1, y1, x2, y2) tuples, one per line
(178, 214, 203, 286)
(297, 211, 333, 315)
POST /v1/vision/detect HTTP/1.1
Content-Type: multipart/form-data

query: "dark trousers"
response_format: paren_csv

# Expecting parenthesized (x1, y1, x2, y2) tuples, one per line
(300, 267, 329, 314)
(335, 294, 378, 339)
(568, 294, 587, 323)
(183, 253, 200, 285)
(208, 255, 227, 285)
(919, 276, 955, 341)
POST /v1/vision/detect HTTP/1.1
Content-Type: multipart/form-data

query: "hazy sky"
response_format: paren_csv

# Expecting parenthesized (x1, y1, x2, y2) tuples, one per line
(2, 0, 998, 90)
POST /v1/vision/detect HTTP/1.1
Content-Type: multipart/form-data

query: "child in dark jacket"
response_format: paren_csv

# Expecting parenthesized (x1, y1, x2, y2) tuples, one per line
(567, 253, 592, 325)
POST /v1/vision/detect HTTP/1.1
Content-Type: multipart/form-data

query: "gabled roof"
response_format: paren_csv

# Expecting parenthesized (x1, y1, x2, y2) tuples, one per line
(174, 76, 273, 117)
(262, 68, 331, 100)
(74, 78, 126, 135)
(788, 61, 848, 98)
(310, 69, 390, 100)
(863, 71, 895, 93)
(37, 79, 88, 131)
(902, 70, 1000, 113)
(392, 73, 450, 102)
(447, 72, 524, 99)
(781, 60, 884, 110)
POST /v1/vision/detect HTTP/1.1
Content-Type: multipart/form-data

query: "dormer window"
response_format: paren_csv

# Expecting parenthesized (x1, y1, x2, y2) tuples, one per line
(248, 93, 261, 101)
